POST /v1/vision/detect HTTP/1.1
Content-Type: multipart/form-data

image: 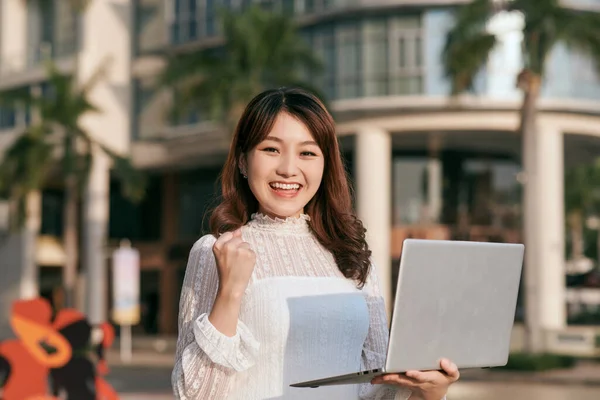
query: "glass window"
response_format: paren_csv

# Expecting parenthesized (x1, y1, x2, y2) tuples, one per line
(389, 16, 423, 95)
(178, 169, 221, 239)
(304, 0, 316, 14)
(240, 0, 254, 11)
(53, 1, 78, 57)
(171, 0, 200, 44)
(133, 79, 157, 140)
(41, 189, 64, 237)
(0, 106, 17, 130)
(282, 0, 295, 15)
(392, 158, 429, 225)
(109, 175, 162, 241)
(363, 19, 388, 97)
(313, 26, 336, 100)
(205, 0, 217, 36)
(189, 0, 198, 40)
(258, 0, 276, 11)
(415, 36, 423, 67)
(322, 0, 335, 10)
(337, 25, 361, 99)
(398, 37, 406, 68)
(301, 13, 424, 100)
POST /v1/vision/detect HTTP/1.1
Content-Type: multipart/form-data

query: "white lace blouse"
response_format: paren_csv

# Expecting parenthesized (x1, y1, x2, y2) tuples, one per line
(172, 213, 413, 400)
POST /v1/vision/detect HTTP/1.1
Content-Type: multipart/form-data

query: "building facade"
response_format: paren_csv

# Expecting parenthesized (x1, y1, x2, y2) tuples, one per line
(1, 0, 600, 347)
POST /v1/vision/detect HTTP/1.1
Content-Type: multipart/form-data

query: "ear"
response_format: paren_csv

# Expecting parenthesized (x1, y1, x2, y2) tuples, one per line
(239, 154, 247, 176)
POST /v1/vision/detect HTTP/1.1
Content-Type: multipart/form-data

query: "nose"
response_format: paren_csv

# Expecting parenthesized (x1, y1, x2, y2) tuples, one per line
(276, 153, 299, 178)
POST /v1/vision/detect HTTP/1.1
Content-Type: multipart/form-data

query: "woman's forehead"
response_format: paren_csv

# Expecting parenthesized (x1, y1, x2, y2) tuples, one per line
(261, 113, 316, 144)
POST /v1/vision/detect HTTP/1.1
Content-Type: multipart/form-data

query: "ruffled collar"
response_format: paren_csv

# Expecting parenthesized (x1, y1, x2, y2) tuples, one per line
(246, 212, 311, 234)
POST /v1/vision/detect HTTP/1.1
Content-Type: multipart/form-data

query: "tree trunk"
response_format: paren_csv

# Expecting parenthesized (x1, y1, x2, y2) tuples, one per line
(518, 70, 544, 353)
(568, 211, 584, 260)
(63, 174, 79, 308)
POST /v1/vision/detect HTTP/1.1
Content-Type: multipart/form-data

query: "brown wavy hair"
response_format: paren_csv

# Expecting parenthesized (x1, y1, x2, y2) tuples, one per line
(209, 87, 371, 287)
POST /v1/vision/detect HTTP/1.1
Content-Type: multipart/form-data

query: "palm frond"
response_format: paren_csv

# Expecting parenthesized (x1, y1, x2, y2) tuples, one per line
(443, 0, 498, 94)
(555, 8, 600, 76)
(160, 5, 323, 127)
(0, 125, 53, 200)
(514, 0, 569, 74)
(444, 33, 497, 94)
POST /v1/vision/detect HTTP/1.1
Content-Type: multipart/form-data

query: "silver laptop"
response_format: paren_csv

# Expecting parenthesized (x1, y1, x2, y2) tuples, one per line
(291, 239, 524, 388)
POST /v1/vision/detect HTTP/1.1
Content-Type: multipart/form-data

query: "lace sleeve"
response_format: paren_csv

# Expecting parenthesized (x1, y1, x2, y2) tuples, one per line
(171, 235, 260, 400)
(359, 263, 413, 400)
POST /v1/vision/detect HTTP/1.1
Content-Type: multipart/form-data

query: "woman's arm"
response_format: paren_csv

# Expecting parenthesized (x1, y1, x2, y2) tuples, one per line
(171, 235, 260, 400)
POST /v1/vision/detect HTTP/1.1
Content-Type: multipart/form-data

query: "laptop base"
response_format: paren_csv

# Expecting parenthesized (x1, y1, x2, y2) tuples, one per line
(290, 368, 384, 388)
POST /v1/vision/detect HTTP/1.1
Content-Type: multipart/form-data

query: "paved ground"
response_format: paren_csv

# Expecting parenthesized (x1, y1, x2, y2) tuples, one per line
(105, 350, 600, 399)
(108, 365, 600, 400)
(448, 382, 600, 400)
(116, 381, 600, 400)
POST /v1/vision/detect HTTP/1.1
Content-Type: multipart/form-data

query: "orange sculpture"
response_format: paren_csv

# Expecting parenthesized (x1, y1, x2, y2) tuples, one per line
(0, 297, 118, 400)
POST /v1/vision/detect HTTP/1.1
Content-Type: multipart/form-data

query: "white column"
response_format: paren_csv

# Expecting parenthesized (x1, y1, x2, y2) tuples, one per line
(84, 148, 110, 325)
(523, 121, 566, 352)
(355, 128, 392, 317)
(0, 0, 27, 74)
(535, 123, 566, 331)
(427, 159, 442, 223)
(78, 0, 133, 325)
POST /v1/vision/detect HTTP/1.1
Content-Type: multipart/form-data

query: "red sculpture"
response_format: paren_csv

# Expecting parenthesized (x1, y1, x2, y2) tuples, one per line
(0, 297, 118, 400)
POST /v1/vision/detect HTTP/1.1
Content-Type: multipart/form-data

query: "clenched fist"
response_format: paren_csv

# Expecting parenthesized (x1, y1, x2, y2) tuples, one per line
(212, 228, 256, 297)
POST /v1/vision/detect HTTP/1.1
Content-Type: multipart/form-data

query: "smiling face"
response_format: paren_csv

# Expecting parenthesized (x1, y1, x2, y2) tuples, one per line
(241, 112, 325, 219)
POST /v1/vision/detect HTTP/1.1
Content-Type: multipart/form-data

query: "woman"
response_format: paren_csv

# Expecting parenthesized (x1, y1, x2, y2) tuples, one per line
(172, 87, 459, 400)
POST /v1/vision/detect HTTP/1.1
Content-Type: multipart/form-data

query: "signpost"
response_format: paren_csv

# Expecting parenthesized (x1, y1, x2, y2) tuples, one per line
(112, 239, 140, 363)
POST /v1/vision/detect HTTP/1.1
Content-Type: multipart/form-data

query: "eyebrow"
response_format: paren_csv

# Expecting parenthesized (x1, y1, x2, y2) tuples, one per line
(264, 135, 319, 147)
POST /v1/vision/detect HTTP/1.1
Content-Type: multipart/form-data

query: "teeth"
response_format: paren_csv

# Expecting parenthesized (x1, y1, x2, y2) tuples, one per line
(271, 182, 300, 190)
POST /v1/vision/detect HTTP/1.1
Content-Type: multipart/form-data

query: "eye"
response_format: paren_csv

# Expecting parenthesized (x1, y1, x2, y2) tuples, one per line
(262, 147, 279, 153)
(301, 151, 318, 157)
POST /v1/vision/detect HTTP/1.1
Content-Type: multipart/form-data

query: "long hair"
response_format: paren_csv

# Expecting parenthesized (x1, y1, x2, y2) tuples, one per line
(209, 87, 371, 287)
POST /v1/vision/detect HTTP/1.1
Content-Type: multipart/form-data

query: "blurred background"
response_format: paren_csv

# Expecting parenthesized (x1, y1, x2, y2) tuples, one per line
(0, 0, 600, 398)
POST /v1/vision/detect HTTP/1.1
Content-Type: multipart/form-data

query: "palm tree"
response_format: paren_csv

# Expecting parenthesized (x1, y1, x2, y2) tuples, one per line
(160, 4, 323, 133)
(0, 60, 146, 307)
(0, 126, 53, 230)
(443, 0, 600, 352)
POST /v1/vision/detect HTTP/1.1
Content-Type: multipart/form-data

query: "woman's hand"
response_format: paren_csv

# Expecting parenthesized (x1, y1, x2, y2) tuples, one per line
(371, 358, 459, 400)
(209, 228, 256, 337)
(212, 228, 256, 298)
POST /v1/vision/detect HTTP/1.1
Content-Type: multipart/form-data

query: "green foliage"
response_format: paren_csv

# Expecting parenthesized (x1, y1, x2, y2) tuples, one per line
(565, 159, 600, 215)
(499, 353, 577, 371)
(0, 59, 146, 227)
(0, 126, 53, 227)
(160, 5, 324, 130)
(444, 0, 600, 93)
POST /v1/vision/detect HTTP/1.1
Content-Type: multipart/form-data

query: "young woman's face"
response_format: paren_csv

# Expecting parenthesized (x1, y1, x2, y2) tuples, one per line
(243, 112, 325, 219)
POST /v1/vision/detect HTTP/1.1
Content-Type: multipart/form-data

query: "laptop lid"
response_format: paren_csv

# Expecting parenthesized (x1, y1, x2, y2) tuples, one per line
(385, 239, 524, 372)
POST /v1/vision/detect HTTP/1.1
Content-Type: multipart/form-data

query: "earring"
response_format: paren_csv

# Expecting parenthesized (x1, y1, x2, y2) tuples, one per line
(241, 171, 247, 179)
